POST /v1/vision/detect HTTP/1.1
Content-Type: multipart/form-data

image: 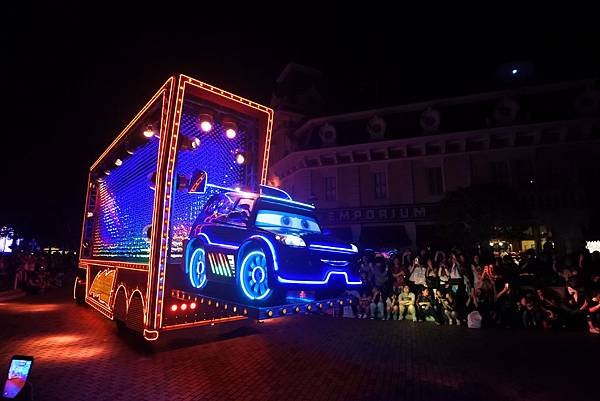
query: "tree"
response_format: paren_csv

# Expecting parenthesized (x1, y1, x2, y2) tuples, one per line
(436, 184, 533, 251)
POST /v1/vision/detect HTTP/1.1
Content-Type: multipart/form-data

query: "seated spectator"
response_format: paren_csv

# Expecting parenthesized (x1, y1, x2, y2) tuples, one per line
(398, 285, 416, 322)
(27, 267, 50, 294)
(416, 288, 438, 323)
(343, 290, 360, 318)
(560, 285, 588, 329)
(585, 287, 600, 334)
(442, 291, 459, 325)
(358, 291, 371, 319)
(520, 291, 541, 328)
(386, 294, 399, 320)
(535, 287, 561, 330)
(369, 287, 384, 320)
(433, 290, 446, 323)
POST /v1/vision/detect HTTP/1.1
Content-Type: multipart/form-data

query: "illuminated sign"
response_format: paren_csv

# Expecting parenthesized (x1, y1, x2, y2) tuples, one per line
(89, 269, 116, 305)
(315, 204, 439, 225)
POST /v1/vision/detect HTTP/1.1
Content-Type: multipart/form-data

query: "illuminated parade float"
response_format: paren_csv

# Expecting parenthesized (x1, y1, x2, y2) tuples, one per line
(75, 75, 361, 341)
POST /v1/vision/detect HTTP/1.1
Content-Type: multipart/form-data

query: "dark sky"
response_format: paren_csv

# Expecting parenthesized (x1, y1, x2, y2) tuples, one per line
(2, 12, 599, 247)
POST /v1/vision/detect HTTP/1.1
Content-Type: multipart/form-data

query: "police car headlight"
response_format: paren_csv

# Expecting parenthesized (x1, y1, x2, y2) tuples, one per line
(276, 234, 306, 247)
(350, 243, 358, 253)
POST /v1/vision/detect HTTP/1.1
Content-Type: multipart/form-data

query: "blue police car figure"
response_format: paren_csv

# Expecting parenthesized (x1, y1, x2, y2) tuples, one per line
(185, 185, 361, 303)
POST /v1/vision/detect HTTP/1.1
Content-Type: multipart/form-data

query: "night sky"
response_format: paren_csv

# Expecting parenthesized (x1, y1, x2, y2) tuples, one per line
(3, 11, 599, 247)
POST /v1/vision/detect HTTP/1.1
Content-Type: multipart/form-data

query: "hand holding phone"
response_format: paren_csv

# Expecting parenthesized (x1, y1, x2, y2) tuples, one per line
(2, 355, 33, 399)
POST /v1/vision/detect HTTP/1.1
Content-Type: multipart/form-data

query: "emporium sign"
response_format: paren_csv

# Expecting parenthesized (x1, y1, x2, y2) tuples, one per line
(316, 203, 439, 225)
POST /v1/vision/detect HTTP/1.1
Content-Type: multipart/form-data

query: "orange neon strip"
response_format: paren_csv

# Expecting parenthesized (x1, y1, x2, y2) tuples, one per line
(79, 259, 148, 271)
(161, 315, 247, 331)
(149, 76, 178, 330)
(154, 78, 184, 329)
(146, 77, 176, 331)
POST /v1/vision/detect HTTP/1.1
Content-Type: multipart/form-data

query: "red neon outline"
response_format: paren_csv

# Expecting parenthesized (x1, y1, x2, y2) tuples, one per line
(143, 329, 160, 341)
(146, 77, 176, 331)
(150, 76, 182, 329)
(85, 296, 114, 320)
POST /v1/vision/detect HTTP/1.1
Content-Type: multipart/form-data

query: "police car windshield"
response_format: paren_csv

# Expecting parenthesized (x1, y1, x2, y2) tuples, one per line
(255, 210, 321, 234)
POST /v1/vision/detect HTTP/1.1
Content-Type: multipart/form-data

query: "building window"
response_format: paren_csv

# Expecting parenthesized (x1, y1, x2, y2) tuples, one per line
(373, 172, 387, 199)
(515, 160, 533, 187)
(491, 161, 510, 185)
(427, 167, 443, 195)
(324, 177, 336, 201)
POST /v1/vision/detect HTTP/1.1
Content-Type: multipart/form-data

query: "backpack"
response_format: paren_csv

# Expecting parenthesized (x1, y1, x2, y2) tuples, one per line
(467, 311, 482, 329)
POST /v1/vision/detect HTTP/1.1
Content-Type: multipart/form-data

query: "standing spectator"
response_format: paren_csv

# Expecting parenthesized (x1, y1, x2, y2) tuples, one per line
(389, 256, 408, 294)
(409, 257, 427, 291)
(449, 254, 463, 291)
(372, 257, 389, 292)
(495, 282, 519, 328)
(471, 255, 484, 290)
(401, 248, 412, 267)
(438, 261, 450, 290)
(425, 258, 439, 289)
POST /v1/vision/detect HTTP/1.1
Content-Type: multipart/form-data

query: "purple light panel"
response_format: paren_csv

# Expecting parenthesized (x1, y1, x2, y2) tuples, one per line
(90, 138, 160, 260)
(167, 99, 257, 259)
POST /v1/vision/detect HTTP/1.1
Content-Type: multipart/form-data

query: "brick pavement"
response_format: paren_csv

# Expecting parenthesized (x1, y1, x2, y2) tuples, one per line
(0, 289, 598, 401)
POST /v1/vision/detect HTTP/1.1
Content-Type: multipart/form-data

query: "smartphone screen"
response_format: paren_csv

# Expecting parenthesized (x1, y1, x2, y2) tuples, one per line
(3, 357, 33, 399)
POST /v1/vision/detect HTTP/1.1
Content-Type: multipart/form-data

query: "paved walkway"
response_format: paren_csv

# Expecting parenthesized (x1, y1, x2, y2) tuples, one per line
(0, 289, 598, 401)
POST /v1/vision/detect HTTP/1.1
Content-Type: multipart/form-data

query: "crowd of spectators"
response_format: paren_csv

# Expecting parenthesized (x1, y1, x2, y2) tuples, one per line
(345, 245, 600, 335)
(0, 250, 77, 294)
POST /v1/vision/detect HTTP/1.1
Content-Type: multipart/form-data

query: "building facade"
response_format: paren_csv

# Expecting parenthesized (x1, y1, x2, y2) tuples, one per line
(268, 66, 600, 253)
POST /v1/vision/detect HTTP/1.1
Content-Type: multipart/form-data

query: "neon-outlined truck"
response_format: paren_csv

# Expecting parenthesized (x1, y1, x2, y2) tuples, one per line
(76, 74, 361, 341)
